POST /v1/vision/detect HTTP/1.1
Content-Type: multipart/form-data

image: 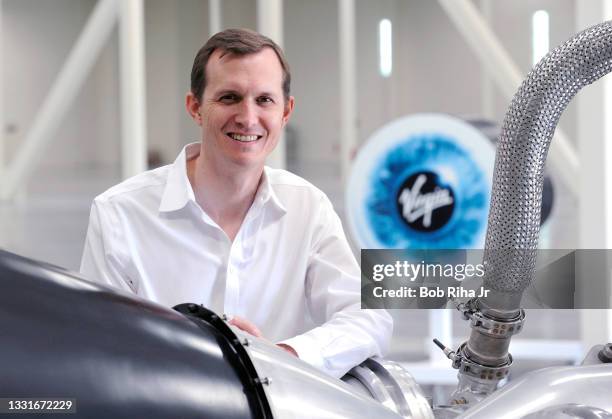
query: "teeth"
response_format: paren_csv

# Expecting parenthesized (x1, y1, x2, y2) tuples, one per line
(230, 133, 259, 142)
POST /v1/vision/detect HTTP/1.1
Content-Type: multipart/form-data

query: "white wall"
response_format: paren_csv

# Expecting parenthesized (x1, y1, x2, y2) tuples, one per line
(145, 0, 210, 164)
(2, 0, 582, 246)
(4, 0, 120, 180)
(284, 0, 339, 170)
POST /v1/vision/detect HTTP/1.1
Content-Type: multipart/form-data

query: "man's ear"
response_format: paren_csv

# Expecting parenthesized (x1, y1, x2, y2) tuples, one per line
(185, 92, 202, 126)
(282, 96, 295, 126)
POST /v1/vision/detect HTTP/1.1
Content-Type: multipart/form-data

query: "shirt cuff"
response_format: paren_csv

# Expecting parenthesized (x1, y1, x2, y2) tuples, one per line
(278, 332, 326, 373)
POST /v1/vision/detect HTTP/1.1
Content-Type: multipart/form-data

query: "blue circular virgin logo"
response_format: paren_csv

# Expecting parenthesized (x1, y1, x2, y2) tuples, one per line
(346, 114, 495, 249)
(366, 135, 489, 248)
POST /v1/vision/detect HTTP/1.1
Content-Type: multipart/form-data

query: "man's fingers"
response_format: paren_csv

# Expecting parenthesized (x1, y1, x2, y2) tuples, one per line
(227, 317, 298, 358)
(276, 343, 298, 358)
(228, 316, 263, 338)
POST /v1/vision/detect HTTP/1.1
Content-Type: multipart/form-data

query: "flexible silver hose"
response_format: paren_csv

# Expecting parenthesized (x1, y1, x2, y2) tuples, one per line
(451, 21, 612, 399)
(480, 21, 612, 315)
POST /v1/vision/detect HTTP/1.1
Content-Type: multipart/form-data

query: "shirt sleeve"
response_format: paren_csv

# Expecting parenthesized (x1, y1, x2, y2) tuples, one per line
(80, 199, 136, 293)
(279, 195, 393, 378)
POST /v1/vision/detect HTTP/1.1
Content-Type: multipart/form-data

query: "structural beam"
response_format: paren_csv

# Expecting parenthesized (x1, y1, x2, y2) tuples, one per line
(119, 0, 147, 179)
(437, 0, 579, 196)
(0, 0, 119, 200)
(339, 0, 356, 183)
(257, 0, 286, 170)
(208, 0, 221, 36)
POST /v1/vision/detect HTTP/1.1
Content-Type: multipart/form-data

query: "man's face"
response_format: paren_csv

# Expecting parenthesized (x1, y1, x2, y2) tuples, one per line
(187, 47, 294, 170)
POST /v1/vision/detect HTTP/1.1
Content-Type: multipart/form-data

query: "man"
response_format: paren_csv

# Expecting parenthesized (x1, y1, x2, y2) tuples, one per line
(80, 28, 392, 378)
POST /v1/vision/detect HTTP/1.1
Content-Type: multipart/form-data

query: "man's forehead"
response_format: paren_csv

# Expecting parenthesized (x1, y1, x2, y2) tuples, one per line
(209, 47, 281, 67)
(205, 47, 284, 91)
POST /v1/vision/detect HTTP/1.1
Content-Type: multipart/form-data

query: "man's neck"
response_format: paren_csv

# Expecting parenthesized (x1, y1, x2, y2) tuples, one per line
(187, 148, 263, 240)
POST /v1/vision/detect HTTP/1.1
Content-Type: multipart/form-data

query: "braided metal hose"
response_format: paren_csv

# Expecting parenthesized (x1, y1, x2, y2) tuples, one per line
(482, 20, 612, 309)
(456, 20, 612, 396)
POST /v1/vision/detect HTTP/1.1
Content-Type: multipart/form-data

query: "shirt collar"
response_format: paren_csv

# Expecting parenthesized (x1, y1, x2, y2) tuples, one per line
(258, 167, 287, 214)
(159, 143, 199, 213)
(159, 143, 287, 215)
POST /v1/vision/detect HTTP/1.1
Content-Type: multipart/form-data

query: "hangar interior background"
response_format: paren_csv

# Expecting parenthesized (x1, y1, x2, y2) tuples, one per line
(1, 0, 611, 395)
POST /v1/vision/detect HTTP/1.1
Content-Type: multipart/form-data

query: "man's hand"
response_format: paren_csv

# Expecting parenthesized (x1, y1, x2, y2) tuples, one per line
(228, 316, 298, 358)
(228, 316, 263, 338)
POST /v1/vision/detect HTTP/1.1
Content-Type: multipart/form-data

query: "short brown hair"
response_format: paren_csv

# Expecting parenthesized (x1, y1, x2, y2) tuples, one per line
(190, 28, 291, 102)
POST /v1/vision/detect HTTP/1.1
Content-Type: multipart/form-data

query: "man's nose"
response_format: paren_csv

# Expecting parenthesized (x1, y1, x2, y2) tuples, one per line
(234, 100, 258, 129)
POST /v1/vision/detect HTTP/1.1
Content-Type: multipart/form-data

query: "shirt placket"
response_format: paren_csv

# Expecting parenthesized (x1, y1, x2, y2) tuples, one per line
(224, 251, 240, 316)
(223, 200, 263, 315)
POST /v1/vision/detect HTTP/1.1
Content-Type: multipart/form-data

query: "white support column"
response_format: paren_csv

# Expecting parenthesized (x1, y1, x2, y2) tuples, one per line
(0, 0, 119, 200)
(209, 0, 222, 36)
(339, 0, 356, 183)
(119, 0, 147, 179)
(257, 0, 286, 170)
(478, 0, 494, 120)
(437, 0, 579, 197)
(0, 0, 4, 183)
(0, 0, 4, 184)
(576, 0, 612, 349)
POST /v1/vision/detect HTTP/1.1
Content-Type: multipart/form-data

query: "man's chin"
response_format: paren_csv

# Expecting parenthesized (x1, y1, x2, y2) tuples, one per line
(226, 154, 267, 170)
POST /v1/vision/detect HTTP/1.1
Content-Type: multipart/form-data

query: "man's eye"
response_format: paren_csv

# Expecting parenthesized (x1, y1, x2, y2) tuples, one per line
(257, 96, 274, 104)
(219, 94, 238, 102)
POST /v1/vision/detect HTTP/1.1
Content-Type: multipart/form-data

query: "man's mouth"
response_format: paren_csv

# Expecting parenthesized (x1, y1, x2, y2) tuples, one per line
(227, 133, 262, 143)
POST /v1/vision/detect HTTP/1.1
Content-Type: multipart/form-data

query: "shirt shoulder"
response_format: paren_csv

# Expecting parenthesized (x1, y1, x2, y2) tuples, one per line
(94, 165, 170, 206)
(265, 167, 328, 200)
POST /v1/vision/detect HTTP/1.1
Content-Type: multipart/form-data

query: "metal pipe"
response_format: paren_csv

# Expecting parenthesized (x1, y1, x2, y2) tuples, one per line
(457, 364, 612, 418)
(0, 0, 119, 200)
(481, 20, 612, 311)
(453, 19, 612, 401)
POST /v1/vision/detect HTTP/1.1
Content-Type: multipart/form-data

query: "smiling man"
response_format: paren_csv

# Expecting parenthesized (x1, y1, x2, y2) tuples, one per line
(80, 28, 392, 378)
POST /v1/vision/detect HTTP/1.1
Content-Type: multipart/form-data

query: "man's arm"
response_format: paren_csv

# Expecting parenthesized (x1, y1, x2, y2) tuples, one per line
(80, 200, 136, 293)
(279, 195, 393, 378)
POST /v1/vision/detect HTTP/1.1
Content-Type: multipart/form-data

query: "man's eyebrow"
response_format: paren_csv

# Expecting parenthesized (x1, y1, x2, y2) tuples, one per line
(212, 89, 280, 98)
(258, 91, 279, 97)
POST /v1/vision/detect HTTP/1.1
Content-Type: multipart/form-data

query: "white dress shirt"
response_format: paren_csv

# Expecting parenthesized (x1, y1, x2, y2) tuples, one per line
(80, 142, 392, 378)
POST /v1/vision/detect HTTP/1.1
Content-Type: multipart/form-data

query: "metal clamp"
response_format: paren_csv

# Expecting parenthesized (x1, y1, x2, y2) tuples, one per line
(456, 299, 525, 338)
(433, 340, 512, 381)
(455, 343, 512, 381)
